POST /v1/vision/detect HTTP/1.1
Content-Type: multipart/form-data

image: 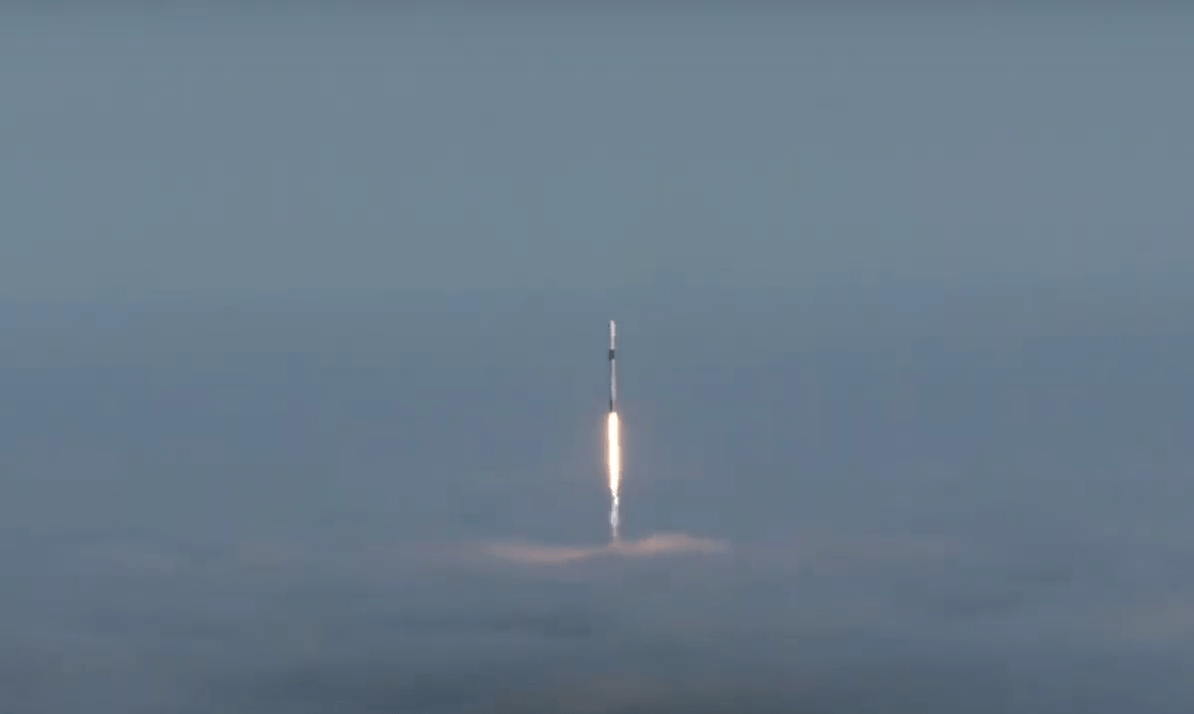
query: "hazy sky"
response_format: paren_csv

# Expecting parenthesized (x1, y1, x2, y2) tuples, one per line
(1, 7, 1192, 298)
(4, 8, 1194, 713)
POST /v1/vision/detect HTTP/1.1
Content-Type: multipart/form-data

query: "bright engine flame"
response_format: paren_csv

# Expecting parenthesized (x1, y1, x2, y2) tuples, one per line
(607, 411, 621, 540)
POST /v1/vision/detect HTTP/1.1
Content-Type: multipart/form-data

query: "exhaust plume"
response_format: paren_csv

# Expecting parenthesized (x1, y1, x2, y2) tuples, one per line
(608, 411, 621, 541)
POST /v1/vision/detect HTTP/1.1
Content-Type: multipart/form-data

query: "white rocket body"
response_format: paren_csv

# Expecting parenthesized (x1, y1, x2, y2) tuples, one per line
(608, 320, 616, 413)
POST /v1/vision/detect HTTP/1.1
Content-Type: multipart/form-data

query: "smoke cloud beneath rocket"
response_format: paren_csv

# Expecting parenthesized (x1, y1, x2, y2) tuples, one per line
(482, 533, 730, 565)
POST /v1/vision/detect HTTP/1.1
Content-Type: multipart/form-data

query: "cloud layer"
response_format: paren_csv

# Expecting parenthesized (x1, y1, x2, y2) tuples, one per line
(4, 523, 1194, 713)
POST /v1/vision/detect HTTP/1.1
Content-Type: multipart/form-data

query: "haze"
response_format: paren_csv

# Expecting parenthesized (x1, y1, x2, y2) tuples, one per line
(2, 6, 1193, 712)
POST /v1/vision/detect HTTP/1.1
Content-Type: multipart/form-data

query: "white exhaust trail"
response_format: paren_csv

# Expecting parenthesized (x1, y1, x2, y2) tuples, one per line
(608, 410, 621, 541)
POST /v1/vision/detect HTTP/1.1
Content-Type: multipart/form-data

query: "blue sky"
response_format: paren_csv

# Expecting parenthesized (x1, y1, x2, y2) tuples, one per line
(1, 7, 1191, 298)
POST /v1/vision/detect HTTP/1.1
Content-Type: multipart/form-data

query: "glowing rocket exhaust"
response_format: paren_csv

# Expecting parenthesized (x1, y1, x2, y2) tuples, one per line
(607, 320, 621, 541)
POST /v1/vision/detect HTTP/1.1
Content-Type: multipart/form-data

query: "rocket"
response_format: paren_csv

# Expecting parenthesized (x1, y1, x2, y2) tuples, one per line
(608, 320, 617, 413)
